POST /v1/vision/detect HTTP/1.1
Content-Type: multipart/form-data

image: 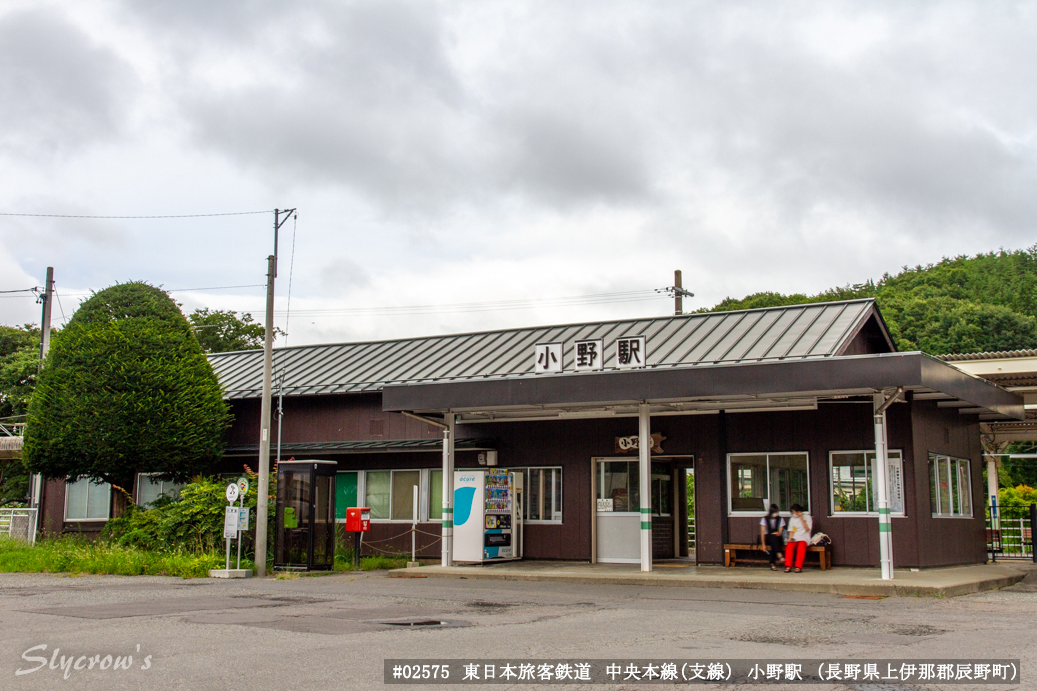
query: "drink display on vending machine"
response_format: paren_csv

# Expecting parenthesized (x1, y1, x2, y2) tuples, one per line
(453, 468, 520, 563)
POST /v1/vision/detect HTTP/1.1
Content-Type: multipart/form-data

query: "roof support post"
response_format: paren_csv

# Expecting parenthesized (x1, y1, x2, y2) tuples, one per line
(987, 457, 999, 522)
(639, 403, 652, 572)
(441, 413, 455, 567)
(873, 389, 901, 580)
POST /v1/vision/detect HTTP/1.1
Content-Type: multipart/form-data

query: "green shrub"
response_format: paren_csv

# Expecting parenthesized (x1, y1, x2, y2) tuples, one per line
(104, 471, 274, 557)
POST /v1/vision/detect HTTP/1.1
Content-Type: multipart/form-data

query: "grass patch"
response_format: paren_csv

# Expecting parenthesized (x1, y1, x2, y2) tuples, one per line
(0, 537, 247, 579)
(334, 552, 413, 572)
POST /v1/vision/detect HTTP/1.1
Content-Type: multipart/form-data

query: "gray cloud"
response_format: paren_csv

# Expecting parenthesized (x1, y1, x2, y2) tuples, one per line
(144, 1, 1037, 235)
(0, 9, 137, 156)
(319, 256, 371, 292)
(4, 1, 1037, 341)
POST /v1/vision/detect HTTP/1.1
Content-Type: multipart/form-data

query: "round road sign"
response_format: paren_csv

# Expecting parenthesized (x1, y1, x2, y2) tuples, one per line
(237, 477, 250, 495)
(225, 483, 240, 503)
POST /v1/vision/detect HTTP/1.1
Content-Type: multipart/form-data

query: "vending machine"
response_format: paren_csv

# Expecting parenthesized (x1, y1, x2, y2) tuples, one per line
(453, 468, 520, 563)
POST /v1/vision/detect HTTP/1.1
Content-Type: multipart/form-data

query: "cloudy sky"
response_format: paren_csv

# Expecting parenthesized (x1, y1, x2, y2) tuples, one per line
(1, 1, 1035, 345)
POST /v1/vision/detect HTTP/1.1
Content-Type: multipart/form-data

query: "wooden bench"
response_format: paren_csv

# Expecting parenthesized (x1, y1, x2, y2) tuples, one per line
(724, 543, 832, 571)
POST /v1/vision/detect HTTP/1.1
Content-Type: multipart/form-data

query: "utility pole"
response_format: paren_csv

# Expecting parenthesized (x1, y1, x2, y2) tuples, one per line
(674, 270, 684, 315)
(255, 208, 294, 577)
(29, 267, 54, 511)
(39, 267, 54, 361)
(671, 270, 694, 315)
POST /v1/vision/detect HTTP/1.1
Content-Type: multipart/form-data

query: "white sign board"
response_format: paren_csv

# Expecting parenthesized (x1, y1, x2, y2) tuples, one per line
(597, 498, 614, 512)
(237, 507, 250, 532)
(225, 483, 240, 503)
(574, 339, 604, 371)
(237, 477, 249, 496)
(223, 506, 239, 538)
(534, 342, 563, 374)
(615, 336, 647, 369)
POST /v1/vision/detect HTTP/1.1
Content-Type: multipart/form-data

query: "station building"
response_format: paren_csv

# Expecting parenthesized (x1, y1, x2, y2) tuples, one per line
(36, 299, 1025, 570)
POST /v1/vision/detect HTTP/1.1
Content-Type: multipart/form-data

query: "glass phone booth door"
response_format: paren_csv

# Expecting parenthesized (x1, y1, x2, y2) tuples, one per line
(275, 460, 336, 570)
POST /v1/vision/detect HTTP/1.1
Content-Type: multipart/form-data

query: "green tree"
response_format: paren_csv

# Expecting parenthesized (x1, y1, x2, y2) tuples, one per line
(0, 324, 41, 506)
(23, 283, 231, 493)
(188, 308, 277, 353)
(703, 246, 1037, 355)
(0, 324, 40, 419)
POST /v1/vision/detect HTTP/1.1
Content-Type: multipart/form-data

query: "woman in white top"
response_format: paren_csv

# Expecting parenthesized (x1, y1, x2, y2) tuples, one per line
(784, 504, 812, 573)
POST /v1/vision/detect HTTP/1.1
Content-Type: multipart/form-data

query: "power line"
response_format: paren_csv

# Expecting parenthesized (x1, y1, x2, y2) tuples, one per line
(55, 283, 266, 298)
(167, 284, 266, 292)
(54, 289, 67, 324)
(283, 213, 298, 347)
(261, 290, 669, 318)
(0, 210, 271, 219)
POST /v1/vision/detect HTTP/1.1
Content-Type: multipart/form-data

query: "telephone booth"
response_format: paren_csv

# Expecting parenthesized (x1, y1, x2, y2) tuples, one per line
(274, 460, 337, 570)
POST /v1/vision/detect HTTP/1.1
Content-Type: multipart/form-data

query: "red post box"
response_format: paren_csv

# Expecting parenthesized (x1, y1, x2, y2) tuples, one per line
(346, 507, 371, 533)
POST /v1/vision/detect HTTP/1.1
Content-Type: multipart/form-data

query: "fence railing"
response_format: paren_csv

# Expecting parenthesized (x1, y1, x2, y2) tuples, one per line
(0, 508, 38, 545)
(987, 503, 1035, 561)
(687, 515, 695, 551)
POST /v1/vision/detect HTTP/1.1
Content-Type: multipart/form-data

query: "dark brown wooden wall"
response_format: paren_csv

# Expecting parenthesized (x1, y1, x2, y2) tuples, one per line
(226, 393, 446, 447)
(910, 401, 985, 567)
(699, 401, 920, 567)
(122, 389, 986, 569)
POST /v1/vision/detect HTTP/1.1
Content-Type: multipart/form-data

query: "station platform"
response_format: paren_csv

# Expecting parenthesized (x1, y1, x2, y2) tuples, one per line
(389, 560, 1030, 597)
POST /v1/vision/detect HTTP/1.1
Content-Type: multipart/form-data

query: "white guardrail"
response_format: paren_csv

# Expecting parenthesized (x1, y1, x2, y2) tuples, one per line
(0, 508, 38, 545)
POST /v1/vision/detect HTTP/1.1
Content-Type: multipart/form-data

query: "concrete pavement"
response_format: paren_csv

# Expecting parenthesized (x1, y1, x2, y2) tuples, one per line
(390, 560, 1028, 597)
(1, 564, 1034, 690)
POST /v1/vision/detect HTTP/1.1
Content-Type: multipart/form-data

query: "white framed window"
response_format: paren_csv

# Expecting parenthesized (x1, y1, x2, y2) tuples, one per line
(64, 479, 111, 521)
(364, 469, 421, 522)
(727, 452, 810, 515)
(929, 453, 973, 517)
(511, 467, 563, 523)
(136, 474, 184, 508)
(829, 450, 905, 516)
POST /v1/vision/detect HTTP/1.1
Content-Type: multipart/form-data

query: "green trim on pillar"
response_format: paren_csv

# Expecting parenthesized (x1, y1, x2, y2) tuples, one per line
(878, 508, 890, 515)
(442, 520, 453, 528)
(442, 508, 453, 514)
(640, 508, 652, 514)
(641, 522, 653, 530)
(878, 523, 891, 533)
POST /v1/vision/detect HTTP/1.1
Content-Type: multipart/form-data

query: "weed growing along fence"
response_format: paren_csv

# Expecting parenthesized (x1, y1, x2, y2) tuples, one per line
(0, 537, 243, 578)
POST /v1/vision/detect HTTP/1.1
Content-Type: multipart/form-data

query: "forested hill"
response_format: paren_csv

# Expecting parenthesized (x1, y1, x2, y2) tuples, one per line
(702, 247, 1037, 355)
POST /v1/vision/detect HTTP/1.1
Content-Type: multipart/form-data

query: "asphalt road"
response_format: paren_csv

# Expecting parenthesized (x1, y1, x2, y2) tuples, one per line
(1, 564, 1034, 690)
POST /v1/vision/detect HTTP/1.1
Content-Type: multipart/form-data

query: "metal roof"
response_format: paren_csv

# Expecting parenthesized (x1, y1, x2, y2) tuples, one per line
(939, 349, 1037, 362)
(209, 299, 886, 399)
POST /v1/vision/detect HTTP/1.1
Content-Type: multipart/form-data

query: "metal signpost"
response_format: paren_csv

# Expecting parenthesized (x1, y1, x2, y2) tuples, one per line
(209, 481, 253, 578)
(236, 477, 249, 570)
(224, 482, 239, 570)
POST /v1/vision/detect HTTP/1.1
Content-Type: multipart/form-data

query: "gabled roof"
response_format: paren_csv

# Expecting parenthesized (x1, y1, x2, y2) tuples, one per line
(209, 299, 890, 399)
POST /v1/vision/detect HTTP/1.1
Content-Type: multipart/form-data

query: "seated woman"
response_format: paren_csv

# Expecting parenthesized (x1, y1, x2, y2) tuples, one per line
(759, 504, 785, 571)
(784, 504, 812, 573)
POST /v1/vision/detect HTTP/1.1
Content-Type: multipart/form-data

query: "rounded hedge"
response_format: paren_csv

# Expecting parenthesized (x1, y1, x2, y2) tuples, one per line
(24, 282, 231, 489)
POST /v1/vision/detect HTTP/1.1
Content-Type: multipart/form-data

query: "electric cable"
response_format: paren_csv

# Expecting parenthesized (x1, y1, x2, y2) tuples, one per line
(0, 210, 271, 219)
(54, 289, 67, 324)
(266, 290, 667, 318)
(283, 213, 298, 347)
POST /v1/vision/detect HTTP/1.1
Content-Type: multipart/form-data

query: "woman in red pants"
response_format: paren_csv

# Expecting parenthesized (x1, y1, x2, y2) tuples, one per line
(784, 504, 812, 573)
